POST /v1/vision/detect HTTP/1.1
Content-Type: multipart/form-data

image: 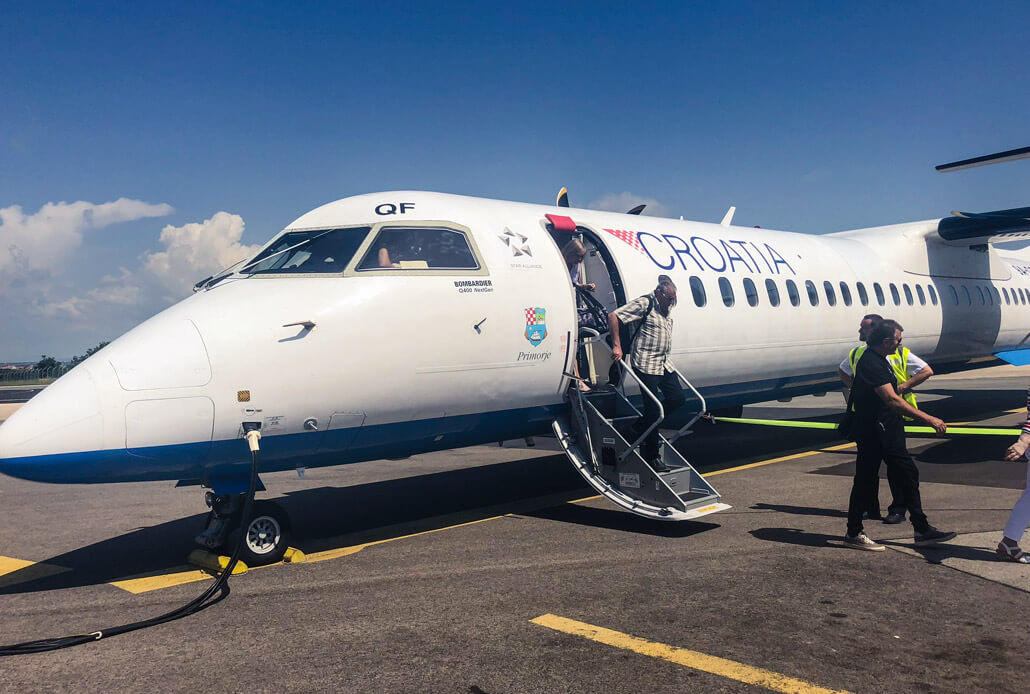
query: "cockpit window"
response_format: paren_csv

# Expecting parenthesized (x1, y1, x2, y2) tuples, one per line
(356, 227, 479, 271)
(242, 227, 372, 275)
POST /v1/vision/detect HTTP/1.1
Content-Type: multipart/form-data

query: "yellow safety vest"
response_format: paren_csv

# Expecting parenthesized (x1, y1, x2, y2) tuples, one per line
(849, 345, 918, 409)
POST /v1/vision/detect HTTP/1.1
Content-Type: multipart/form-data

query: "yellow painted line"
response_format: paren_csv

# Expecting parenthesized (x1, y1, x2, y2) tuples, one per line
(305, 514, 508, 563)
(531, 613, 851, 694)
(702, 442, 855, 478)
(111, 569, 216, 594)
(111, 514, 513, 593)
(565, 442, 858, 505)
(0, 555, 70, 585)
(0, 555, 36, 576)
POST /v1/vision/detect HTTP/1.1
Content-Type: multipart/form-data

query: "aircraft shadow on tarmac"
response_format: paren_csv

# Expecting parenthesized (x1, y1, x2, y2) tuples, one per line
(810, 439, 1025, 491)
(0, 454, 711, 595)
(522, 503, 720, 538)
(751, 502, 847, 518)
(750, 528, 1006, 566)
(2, 385, 1022, 596)
(879, 540, 1001, 565)
(748, 527, 847, 548)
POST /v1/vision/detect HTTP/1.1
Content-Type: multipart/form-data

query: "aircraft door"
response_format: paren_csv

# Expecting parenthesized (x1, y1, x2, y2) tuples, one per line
(550, 224, 627, 388)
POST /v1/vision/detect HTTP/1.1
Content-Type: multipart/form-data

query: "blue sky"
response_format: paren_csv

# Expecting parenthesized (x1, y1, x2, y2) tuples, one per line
(2, 1, 1029, 361)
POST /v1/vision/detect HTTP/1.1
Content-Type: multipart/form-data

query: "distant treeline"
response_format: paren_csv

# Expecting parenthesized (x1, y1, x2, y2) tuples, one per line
(0, 342, 109, 385)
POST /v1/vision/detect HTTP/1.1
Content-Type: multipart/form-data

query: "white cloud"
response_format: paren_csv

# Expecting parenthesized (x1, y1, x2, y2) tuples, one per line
(30, 211, 262, 321)
(588, 192, 673, 218)
(0, 199, 267, 361)
(0, 198, 173, 280)
(142, 212, 261, 297)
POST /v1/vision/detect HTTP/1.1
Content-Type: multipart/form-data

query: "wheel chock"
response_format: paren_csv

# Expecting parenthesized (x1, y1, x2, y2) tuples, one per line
(283, 547, 306, 564)
(187, 549, 248, 575)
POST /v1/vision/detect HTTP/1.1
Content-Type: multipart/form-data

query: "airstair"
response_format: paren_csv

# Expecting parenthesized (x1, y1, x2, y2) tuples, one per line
(554, 330, 730, 521)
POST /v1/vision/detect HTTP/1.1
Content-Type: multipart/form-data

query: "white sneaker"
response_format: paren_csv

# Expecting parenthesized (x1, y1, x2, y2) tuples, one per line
(844, 532, 886, 552)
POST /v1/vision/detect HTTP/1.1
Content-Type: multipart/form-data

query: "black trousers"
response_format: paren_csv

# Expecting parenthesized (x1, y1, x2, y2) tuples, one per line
(632, 369, 686, 460)
(848, 422, 929, 535)
(866, 465, 908, 517)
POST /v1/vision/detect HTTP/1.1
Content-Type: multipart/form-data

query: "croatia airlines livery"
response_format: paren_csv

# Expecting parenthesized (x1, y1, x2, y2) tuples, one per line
(2, 187, 1030, 561)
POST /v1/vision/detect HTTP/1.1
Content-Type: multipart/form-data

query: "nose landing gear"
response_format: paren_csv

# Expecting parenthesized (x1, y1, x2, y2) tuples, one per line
(195, 493, 292, 566)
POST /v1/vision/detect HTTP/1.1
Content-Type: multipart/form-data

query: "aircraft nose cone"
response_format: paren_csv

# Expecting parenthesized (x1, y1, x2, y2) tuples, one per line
(0, 366, 104, 479)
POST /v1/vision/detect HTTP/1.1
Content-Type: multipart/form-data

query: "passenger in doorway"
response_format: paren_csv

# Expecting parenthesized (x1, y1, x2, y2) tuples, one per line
(565, 239, 595, 392)
(838, 314, 935, 524)
(844, 319, 955, 551)
(608, 276, 683, 473)
(998, 390, 1030, 563)
(562, 239, 596, 293)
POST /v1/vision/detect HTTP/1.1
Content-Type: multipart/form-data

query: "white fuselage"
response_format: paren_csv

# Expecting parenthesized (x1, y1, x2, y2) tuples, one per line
(2, 191, 1028, 486)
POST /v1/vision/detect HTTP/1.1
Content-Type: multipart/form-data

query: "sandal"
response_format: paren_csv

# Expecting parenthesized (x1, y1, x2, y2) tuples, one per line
(996, 541, 1030, 564)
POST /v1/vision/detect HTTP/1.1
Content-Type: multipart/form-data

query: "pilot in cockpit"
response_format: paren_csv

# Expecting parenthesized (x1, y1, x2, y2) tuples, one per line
(376, 229, 431, 269)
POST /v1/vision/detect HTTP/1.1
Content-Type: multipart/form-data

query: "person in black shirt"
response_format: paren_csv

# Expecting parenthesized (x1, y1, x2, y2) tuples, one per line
(844, 319, 957, 551)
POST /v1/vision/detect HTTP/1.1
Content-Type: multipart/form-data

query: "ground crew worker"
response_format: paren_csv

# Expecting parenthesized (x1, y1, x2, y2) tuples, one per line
(844, 319, 956, 551)
(838, 313, 934, 524)
(609, 275, 682, 473)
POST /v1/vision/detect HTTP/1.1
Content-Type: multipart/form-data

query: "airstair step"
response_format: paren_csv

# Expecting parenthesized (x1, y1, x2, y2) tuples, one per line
(557, 382, 728, 522)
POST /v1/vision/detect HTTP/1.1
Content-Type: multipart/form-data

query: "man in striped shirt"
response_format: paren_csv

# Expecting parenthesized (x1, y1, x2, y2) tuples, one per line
(609, 276, 683, 473)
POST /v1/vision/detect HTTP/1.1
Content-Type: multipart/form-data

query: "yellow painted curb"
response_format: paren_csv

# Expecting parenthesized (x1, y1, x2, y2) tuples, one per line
(187, 549, 248, 575)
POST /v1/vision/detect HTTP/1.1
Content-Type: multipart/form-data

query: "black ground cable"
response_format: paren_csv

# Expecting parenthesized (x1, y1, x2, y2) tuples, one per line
(0, 429, 261, 656)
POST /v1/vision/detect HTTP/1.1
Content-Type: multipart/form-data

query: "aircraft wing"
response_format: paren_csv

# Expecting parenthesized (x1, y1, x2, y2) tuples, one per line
(934, 207, 1030, 246)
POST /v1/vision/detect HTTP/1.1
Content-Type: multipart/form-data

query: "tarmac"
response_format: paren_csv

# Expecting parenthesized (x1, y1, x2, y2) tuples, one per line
(0, 367, 1028, 692)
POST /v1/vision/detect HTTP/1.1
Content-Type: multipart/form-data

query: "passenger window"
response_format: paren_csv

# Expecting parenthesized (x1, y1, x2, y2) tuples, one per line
(928, 285, 938, 305)
(839, 281, 853, 306)
(873, 282, 885, 305)
(690, 276, 707, 307)
(243, 226, 372, 275)
(765, 279, 780, 307)
(719, 276, 735, 307)
(823, 281, 836, 306)
(856, 282, 869, 306)
(961, 285, 971, 305)
(889, 283, 901, 305)
(786, 279, 800, 306)
(743, 278, 759, 307)
(805, 280, 819, 306)
(915, 285, 926, 305)
(949, 285, 958, 304)
(903, 284, 913, 305)
(357, 227, 479, 271)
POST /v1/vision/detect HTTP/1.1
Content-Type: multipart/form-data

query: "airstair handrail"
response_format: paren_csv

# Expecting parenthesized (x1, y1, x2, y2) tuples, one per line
(666, 366, 707, 444)
(577, 329, 665, 460)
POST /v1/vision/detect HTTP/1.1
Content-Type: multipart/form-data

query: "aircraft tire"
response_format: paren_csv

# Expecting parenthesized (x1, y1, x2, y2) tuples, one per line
(233, 500, 292, 566)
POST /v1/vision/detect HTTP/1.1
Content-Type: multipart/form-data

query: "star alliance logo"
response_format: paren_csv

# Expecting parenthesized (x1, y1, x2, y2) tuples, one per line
(498, 228, 532, 257)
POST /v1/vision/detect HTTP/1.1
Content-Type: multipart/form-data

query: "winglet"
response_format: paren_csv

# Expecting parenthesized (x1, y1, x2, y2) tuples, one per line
(557, 187, 569, 207)
(627, 204, 646, 215)
(720, 206, 736, 227)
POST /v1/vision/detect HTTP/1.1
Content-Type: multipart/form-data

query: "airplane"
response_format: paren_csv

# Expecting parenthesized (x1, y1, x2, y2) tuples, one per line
(2, 151, 1029, 565)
